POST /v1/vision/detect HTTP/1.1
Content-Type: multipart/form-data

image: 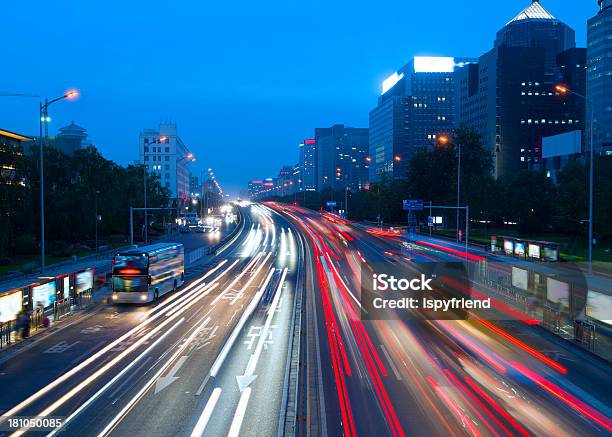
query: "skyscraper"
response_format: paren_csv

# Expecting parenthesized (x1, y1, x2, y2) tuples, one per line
(138, 123, 192, 205)
(587, 0, 612, 153)
(298, 139, 317, 192)
(315, 124, 368, 191)
(456, 0, 584, 177)
(369, 56, 474, 182)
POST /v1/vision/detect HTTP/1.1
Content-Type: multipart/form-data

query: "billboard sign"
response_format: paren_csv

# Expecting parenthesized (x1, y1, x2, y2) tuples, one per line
(403, 200, 424, 211)
(504, 239, 514, 255)
(76, 268, 94, 294)
(0, 289, 23, 323)
(528, 243, 541, 259)
(586, 290, 611, 325)
(511, 267, 528, 291)
(413, 56, 455, 73)
(546, 277, 570, 307)
(32, 281, 56, 309)
(62, 276, 70, 300)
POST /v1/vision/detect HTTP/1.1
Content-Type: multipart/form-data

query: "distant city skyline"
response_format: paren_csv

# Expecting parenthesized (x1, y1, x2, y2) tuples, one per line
(0, 0, 597, 195)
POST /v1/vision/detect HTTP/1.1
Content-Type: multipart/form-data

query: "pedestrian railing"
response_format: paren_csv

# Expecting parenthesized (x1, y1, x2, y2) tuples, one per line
(0, 320, 16, 350)
(76, 289, 94, 308)
(54, 298, 72, 320)
(30, 308, 44, 332)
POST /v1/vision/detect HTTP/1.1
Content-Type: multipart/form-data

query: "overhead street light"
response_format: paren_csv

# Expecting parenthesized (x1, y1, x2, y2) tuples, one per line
(556, 83, 595, 274)
(39, 89, 79, 273)
(432, 134, 462, 242)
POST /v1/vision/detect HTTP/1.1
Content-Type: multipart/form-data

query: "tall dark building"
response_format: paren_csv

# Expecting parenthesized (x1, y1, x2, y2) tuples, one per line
(456, 0, 585, 177)
(315, 124, 369, 191)
(587, 0, 612, 153)
(298, 139, 317, 191)
(369, 56, 474, 182)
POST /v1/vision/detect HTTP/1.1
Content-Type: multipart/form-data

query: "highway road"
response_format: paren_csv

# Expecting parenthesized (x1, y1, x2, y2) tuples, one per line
(0, 202, 610, 437)
(0, 204, 304, 437)
(268, 203, 612, 437)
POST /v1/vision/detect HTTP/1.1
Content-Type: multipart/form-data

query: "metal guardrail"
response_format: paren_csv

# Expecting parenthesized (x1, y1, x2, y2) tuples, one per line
(0, 320, 16, 349)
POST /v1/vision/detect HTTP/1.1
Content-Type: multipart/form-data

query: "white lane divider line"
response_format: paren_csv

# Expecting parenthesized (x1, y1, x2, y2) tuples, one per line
(208, 267, 275, 378)
(47, 319, 184, 436)
(236, 267, 287, 391)
(227, 387, 252, 437)
(190, 387, 222, 437)
(380, 343, 402, 381)
(96, 314, 214, 437)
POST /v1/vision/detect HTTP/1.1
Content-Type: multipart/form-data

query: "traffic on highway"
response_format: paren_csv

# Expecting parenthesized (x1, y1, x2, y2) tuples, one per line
(0, 203, 609, 437)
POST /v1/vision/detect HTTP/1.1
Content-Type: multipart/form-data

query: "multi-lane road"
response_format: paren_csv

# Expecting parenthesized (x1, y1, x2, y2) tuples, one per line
(0, 203, 610, 437)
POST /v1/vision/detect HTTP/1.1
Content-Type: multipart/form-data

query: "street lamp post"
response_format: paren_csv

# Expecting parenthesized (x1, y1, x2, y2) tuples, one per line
(38, 90, 78, 273)
(176, 152, 196, 221)
(436, 135, 462, 242)
(556, 84, 594, 274)
(94, 190, 100, 252)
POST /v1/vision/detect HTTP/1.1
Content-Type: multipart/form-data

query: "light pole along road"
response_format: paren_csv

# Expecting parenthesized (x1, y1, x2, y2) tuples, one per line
(555, 84, 595, 274)
(39, 90, 79, 273)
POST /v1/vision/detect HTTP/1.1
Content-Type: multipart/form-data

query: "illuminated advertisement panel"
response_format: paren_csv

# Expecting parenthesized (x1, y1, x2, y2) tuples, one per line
(76, 269, 94, 294)
(514, 241, 525, 257)
(413, 56, 455, 73)
(62, 276, 70, 300)
(543, 246, 558, 262)
(586, 290, 612, 325)
(504, 239, 514, 255)
(32, 281, 56, 309)
(528, 243, 541, 259)
(381, 72, 404, 94)
(511, 267, 528, 291)
(0, 289, 23, 323)
(546, 277, 570, 307)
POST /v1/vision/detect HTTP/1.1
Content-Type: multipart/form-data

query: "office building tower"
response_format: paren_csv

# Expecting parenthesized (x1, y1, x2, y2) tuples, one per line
(138, 123, 192, 204)
(587, 0, 612, 153)
(315, 124, 368, 191)
(456, 0, 584, 177)
(369, 56, 474, 182)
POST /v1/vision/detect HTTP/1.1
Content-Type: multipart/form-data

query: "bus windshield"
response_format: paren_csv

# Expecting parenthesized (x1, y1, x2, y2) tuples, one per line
(113, 254, 148, 274)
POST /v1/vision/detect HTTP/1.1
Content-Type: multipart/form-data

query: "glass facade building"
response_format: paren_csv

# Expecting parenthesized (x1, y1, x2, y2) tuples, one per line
(315, 124, 369, 191)
(456, 0, 584, 177)
(587, 0, 612, 153)
(369, 56, 474, 182)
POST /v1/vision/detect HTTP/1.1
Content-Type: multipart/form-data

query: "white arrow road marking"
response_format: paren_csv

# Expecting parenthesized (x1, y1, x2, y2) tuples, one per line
(208, 267, 275, 378)
(155, 355, 188, 394)
(46, 319, 184, 437)
(235, 267, 287, 391)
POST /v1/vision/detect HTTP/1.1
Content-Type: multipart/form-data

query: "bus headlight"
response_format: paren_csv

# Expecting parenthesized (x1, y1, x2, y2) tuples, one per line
(112, 294, 118, 300)
(140, 294, 148, 301)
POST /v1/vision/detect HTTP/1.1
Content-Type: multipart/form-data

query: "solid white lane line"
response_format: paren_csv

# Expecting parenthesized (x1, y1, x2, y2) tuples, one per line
(2, 259, 233, 420)
(229, 252, 272, 305)
(209, 267, 275, 378)
(96, 314, 214, 437)
(46, 319, 184, 437)
(210, 257, 259, 307)
(227, 387, 252, 437)
(380, 343, 402, 381)
(10, 280, 226, 436)
(190, 387, 222, 437)
(244, 267, 287, 377)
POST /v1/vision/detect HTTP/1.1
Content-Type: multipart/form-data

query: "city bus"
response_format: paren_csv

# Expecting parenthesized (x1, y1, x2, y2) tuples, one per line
(111, 243, 185, 303)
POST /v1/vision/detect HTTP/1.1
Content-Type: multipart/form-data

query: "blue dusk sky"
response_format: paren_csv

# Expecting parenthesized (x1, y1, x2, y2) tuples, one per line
(1, 0, 597, 195)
